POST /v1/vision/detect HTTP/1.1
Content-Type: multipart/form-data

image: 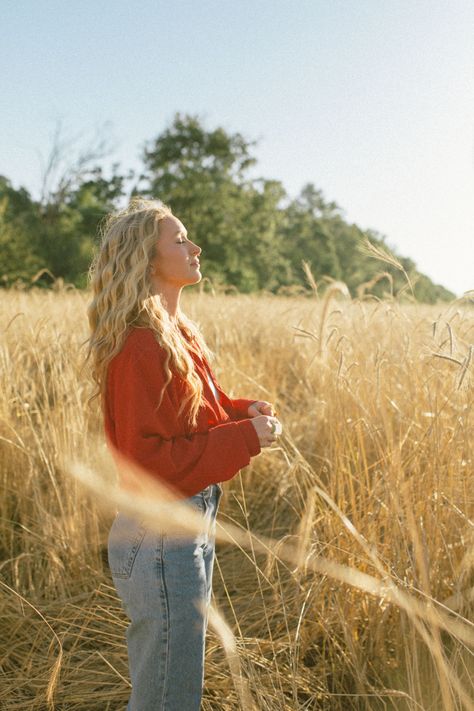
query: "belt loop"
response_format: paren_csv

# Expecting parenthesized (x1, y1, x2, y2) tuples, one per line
(202, 485, 212, 506)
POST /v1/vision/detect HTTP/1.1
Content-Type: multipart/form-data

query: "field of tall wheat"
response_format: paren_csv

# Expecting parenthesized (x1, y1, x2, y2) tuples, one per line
(0, 286, 473, 710)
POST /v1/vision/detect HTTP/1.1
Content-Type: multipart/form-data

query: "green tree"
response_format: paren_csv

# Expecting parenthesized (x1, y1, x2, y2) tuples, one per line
(137, 112, 293, 292)
(0, 116, 457, 302)
(279, 184, 342, 287)
(36, 164, 127, 286)
(0, 177, 44, 284)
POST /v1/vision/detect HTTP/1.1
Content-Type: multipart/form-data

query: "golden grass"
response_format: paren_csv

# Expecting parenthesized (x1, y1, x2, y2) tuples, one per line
(0, 286, 473, 710)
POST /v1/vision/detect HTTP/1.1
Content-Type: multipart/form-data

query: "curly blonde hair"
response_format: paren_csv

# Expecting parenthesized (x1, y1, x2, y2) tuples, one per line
(84, 196, 214, 431)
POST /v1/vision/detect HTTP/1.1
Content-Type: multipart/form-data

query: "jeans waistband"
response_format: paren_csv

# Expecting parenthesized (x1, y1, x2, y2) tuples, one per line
(203, 482, 223, 493)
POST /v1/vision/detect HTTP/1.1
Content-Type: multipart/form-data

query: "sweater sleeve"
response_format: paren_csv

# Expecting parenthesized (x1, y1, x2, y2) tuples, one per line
(214, 387, 258, 421)
(107, 342, 260, 497)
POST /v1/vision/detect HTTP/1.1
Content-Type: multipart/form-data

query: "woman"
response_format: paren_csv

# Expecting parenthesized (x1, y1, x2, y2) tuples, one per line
(85, 197, 281, 710)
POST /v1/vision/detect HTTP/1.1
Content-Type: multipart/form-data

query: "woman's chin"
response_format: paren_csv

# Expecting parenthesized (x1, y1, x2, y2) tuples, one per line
(186, 270, 202, 285)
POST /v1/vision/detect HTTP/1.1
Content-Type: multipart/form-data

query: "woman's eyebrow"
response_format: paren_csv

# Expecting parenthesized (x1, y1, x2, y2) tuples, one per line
(173, 229, 188, 237)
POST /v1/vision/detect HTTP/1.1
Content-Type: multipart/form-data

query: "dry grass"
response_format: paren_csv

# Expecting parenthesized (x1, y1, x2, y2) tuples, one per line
(0, 286, 473, 710)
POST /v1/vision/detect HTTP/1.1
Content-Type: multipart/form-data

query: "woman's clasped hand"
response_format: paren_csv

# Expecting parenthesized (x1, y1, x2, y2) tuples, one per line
(247, 399, 283, 448)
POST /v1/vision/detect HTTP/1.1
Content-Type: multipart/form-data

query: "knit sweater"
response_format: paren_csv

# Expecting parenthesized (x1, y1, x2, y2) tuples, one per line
(103, 326, 261, 498)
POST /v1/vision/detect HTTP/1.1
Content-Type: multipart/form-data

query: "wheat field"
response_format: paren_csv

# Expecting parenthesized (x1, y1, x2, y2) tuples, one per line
(0, 286, 473, 710)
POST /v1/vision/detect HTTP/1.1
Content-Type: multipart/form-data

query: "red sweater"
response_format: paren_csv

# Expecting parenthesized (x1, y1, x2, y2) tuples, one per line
(103, 327, 261, 498)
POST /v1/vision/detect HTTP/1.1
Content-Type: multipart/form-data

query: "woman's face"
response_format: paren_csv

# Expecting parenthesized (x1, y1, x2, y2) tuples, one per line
(149, 215, 202, 290)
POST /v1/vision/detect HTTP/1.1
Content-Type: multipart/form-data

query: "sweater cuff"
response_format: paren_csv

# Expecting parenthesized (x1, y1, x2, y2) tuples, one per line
(236, 418, 261, 457)
(230, 398, 258, 420)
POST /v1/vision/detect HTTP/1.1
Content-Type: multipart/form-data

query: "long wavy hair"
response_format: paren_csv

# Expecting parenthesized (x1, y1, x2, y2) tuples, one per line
(84, 196, 214, 431)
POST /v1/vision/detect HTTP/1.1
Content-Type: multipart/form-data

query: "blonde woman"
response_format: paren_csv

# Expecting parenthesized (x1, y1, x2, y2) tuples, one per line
(86, 197, 281, 710)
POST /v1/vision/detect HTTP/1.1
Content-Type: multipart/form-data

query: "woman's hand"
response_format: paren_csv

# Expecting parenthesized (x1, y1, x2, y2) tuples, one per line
(247, 400, 276, 418)
(247, 401, 282, 448)
(249, 415, 282, 448)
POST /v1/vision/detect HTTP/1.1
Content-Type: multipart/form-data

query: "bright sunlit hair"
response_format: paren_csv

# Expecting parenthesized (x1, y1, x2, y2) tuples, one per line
(84, 196, 214, 430)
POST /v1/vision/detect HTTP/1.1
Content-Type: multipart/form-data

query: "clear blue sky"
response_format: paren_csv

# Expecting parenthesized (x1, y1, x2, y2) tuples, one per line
(1, 0, 473, 295)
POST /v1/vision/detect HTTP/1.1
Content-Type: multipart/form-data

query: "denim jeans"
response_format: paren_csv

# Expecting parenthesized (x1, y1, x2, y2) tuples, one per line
(107, 483, 223, 711)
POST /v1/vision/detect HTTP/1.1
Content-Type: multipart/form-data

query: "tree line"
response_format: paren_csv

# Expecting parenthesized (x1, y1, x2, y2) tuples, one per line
(0, 113, 454, 302)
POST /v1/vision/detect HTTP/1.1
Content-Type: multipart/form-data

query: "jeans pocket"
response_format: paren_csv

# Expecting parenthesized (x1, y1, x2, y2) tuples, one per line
(107, 513, 147, 580)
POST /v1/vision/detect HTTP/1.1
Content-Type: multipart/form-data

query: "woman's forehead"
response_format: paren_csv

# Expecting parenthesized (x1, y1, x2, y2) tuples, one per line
(161, 215, 186, 237)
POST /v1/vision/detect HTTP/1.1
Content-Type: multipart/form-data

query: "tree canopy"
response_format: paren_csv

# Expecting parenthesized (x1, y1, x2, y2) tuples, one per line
(0, 112, 455, 302)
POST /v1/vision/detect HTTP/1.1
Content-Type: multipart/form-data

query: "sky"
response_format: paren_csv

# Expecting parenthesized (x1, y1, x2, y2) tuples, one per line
(1, 0, 473, 296)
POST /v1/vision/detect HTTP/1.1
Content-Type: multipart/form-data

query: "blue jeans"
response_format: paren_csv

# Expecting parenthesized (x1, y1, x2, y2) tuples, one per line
(107, 483, 223, 710)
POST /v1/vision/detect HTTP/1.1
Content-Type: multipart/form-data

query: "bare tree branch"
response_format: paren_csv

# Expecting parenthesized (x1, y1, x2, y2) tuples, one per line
(38, 119, 117, 208)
